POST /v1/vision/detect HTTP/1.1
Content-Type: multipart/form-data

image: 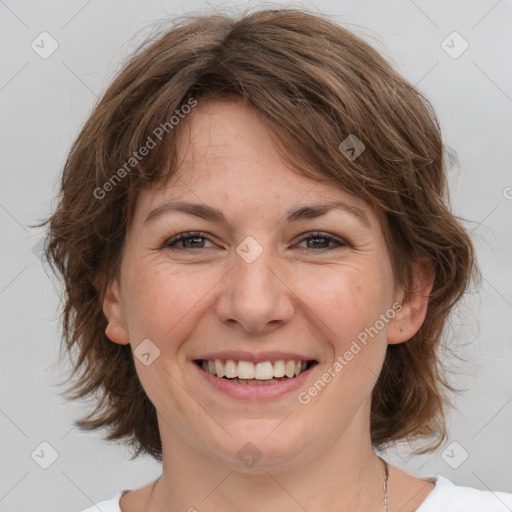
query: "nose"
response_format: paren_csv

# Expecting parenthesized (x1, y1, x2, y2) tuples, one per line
(215, 241, 295, 334)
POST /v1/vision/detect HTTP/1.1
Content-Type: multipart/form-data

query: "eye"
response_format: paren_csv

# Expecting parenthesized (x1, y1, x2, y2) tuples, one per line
(164, 231, 214, 250)
(295, 232, 347, 251)
(163, 231, 347, 252)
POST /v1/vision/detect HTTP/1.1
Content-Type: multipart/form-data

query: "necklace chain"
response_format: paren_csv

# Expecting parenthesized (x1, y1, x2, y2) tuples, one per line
(146, 457, 389, 511)
(381, 456, 389, 511)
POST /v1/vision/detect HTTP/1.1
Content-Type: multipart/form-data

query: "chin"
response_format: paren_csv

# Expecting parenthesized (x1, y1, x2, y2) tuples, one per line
(203, 419, 311, 472)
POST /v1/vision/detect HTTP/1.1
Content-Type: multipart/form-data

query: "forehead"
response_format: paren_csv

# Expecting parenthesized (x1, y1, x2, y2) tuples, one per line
(132, 96, 381, 230)
(173, 96, 296, 179)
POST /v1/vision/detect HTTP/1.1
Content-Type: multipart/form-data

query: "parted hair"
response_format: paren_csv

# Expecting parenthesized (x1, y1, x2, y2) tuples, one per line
(44, 7, 477, 462)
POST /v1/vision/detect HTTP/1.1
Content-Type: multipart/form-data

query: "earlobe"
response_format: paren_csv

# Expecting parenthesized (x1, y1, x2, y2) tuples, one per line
(103, 279, 130, 345)
(387, 260, 434, 345)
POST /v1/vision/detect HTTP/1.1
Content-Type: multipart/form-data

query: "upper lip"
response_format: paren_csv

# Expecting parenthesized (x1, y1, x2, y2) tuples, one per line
(192, 351, 317, 363)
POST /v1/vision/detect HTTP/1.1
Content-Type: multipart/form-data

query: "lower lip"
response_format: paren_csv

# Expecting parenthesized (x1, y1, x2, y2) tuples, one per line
(193, 362, 316, 400)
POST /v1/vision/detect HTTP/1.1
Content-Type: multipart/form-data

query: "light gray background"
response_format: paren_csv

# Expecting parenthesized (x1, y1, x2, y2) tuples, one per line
(1, 0, 511, 510)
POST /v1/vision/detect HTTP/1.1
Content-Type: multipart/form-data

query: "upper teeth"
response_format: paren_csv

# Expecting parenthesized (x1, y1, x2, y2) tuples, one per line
(201, 359, 308, 379)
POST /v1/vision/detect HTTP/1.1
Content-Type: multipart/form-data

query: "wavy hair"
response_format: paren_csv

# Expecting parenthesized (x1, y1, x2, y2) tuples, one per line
(43, 7, 478, 461)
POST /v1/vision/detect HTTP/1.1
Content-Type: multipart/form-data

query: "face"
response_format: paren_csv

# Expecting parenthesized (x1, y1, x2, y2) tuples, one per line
(104, 97, 427, 472)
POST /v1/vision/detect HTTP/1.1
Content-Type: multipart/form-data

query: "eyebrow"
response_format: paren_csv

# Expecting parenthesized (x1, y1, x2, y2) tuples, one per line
(144, 199, 371, 229)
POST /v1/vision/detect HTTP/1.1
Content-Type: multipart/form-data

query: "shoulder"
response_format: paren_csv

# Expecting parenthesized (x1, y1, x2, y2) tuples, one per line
(77, 490, 128, 512)
(417, 475, 512, 512)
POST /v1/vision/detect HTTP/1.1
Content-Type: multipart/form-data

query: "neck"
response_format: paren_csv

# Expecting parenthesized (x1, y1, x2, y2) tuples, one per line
(148, 410, 387, 511)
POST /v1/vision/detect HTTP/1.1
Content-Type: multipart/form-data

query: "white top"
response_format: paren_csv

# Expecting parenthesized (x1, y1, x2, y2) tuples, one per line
(79, 475, 512, 512)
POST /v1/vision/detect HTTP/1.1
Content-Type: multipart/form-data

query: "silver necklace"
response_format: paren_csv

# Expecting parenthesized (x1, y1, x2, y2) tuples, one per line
(146, 458, 390, 511)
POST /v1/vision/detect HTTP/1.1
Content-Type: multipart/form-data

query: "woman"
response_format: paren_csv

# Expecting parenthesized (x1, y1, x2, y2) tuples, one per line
(44, 7, 512, 512)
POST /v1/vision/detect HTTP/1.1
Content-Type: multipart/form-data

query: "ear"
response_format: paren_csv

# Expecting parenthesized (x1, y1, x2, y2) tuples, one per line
(387, 260, 435, 345)
(103, 278, 130, 345)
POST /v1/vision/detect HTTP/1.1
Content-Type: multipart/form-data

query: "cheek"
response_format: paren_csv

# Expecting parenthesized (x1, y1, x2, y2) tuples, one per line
(296, 262, 392, 346)
(299, 269, 391, 406)
(122, 259, 214, 345)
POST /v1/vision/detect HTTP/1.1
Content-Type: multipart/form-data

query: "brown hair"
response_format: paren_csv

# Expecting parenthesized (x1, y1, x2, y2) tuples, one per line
(44, 7, 478, 462)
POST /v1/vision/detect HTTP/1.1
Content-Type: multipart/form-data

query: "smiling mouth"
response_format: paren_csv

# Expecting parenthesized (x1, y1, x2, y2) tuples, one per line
(194, 359, 317, 385)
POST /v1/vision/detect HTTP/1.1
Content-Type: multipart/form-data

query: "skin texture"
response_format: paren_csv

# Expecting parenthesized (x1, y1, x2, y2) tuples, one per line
(104, 97, 435, 511)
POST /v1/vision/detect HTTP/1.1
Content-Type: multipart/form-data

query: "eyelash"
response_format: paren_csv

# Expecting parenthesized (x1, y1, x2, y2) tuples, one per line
(163, 231, 347, 252)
